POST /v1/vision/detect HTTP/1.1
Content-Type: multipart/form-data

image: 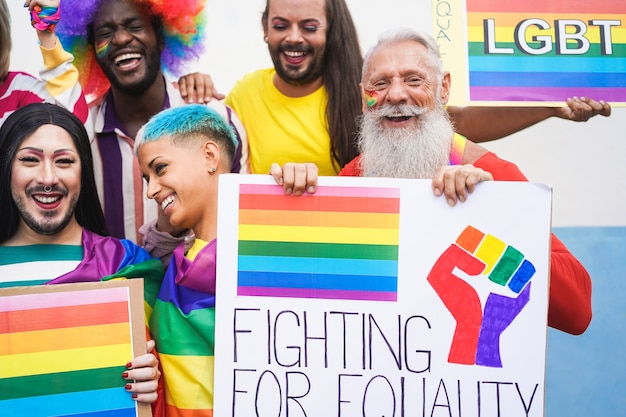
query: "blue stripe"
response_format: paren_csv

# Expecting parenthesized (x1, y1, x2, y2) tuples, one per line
(469, 56, 626, 73)
(157, 263, 215, 314)
(56, 409, 136, 417)
(238, 255, 398, 277)
(469, 71, 623, 87)
(0, 387, 135, 417)
(238, 271, 398, 292)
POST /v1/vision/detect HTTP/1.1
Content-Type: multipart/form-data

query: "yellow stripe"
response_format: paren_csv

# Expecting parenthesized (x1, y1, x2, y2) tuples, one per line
(160, 354, 214, 409)
(0, 323, 130, 355)
(239, 209, 400, 229)
(475, 234, 506, 275)
(468, 13, 626, 43)
(0, 344, 132, 378)
(238, 224, 399, 245)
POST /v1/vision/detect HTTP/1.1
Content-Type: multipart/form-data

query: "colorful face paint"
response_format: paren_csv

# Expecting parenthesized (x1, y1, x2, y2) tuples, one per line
(364, 89, 379, 108)
(95, 40, 111, 59)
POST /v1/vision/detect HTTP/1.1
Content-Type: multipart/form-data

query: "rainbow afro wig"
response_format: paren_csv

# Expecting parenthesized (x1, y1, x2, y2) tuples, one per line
(56, 0, 206, 103)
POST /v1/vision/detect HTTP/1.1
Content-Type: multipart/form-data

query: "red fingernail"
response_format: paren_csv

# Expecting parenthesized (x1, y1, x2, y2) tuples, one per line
(122, 372, 129, 379)
(125, 362, 132, 369)
(132, 393, 138, 399)
(125, 383, 132, 390)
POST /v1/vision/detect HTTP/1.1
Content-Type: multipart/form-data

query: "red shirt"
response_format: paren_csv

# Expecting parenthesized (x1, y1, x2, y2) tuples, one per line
(340, 152, 592, 334)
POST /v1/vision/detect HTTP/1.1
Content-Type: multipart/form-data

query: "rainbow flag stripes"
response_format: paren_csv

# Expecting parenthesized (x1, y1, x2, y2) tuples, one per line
(466, 0, 626, 102)
(0, 286, 136, 416)
(237, 184, 401, 301)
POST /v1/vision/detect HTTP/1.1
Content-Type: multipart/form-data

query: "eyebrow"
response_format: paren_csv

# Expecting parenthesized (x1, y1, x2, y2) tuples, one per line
(147, 156, 162, 169)
(17, 147, 76, 155)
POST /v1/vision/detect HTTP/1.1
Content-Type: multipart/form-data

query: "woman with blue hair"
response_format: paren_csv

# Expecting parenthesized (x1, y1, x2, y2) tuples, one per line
(135, 104, 315, 416)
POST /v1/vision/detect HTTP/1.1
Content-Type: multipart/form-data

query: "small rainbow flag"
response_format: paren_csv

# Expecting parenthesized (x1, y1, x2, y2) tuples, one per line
(466, 0, 626, 102)
(0, 285, 138, 416)
(237, 184, 400, 301)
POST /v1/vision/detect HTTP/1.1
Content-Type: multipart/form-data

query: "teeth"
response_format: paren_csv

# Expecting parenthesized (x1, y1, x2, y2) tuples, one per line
(284, 51, 305, 58)
(34, 195, 60, 204)
(115, 53, 141, 65)
(161, 195, 175, 211)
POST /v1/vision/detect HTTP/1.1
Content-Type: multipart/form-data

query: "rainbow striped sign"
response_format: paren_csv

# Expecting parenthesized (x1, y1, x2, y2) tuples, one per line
(237, 183, 400, 301)
(438, 0, 626, 104)
(0, 281, 147, 417)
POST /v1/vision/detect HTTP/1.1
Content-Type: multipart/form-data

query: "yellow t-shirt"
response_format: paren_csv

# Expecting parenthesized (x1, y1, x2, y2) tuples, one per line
(225, 68, 339, 175)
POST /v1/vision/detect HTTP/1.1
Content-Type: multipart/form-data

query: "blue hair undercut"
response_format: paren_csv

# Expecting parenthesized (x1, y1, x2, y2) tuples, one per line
(135, 104, 237, 156)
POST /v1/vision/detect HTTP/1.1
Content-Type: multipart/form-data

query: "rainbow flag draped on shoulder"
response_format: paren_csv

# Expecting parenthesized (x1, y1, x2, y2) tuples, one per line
(150, 241, 217, 417)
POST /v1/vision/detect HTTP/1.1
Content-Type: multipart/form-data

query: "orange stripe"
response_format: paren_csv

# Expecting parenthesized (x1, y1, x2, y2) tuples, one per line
(239, 194, 400, 213)
(165, 404, 213, 417)
(468, 11, 626, 27)
(0, 301, 129, 333)
(0, 322, 130, 355)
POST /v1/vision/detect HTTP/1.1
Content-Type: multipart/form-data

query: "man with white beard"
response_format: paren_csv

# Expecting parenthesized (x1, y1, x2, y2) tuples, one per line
(338, 27, 592, 336)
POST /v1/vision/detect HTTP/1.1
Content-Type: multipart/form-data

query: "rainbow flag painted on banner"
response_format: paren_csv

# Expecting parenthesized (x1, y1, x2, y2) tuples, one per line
(466, 0, 626, 102)
(237, 184, 401, 301)
(0, 286, 136, 416)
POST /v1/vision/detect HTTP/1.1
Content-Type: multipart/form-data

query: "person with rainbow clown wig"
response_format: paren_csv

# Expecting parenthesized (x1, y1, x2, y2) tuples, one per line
(55, 0, 248, 245)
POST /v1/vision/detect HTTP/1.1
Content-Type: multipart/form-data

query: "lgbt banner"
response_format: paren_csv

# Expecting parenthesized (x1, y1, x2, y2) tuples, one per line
(434, 0, 626, 106)
(0, 280, 149, 417)
(214, 175, 552, 417)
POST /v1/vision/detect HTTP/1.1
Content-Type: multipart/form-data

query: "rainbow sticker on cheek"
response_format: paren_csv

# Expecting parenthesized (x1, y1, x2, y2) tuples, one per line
(95, 40, 111, 59)
(364, 89, 379, 108)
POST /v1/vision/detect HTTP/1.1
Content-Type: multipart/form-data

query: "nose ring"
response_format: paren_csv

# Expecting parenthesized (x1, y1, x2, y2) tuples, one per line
(44, 186, 52, 193)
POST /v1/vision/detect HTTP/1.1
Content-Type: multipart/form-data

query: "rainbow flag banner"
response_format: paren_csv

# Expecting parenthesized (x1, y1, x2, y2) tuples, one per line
(237, 183, 401, 301)
(0, 280, 148, 417)
(435, 0, 626, 105)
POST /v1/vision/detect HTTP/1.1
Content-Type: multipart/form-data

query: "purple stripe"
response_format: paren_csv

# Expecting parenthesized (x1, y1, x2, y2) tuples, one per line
(237, 286, 397, 302)
(240, 184, 401, 198)
(97, 130, 126, 239)
(469, 86, 626, 102)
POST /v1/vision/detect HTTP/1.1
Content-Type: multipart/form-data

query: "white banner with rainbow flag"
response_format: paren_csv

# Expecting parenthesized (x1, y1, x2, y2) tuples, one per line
(214, 174, 552, 417)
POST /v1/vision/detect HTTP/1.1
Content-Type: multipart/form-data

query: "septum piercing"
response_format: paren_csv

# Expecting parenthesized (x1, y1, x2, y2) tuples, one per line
(43, 186, 52, 193)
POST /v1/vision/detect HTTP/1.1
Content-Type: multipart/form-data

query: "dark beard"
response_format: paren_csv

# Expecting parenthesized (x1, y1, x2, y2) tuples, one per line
(99, 49, 162, 94)
(12, 192, 79, 236)
(270, 45, 324, 87)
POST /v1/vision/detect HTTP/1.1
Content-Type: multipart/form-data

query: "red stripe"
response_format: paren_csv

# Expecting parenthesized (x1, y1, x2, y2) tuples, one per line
(239, 193, 400, 213)
(0, 301, 130, 333)
(467, 0, 626, 14)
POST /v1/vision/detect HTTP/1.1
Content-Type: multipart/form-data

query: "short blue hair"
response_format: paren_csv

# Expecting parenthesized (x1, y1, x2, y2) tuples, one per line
(135, 104, 237, 161)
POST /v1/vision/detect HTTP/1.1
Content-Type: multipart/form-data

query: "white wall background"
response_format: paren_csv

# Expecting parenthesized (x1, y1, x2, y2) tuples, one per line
(8, 0, 626, 228)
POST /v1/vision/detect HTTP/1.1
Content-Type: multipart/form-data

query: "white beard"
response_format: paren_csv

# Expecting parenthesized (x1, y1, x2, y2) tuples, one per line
(357, 103, 454, 179)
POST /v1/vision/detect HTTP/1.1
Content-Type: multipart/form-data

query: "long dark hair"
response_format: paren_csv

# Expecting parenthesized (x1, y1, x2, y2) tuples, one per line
(263, 0, 363, 170)
(0, 103, 109, 243)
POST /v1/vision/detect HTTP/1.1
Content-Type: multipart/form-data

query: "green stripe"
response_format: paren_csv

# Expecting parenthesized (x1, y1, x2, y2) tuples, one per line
(0, 245, 83, 265)
(0, 280, 48, 288)
(238, 241, 398, 260)
(0, 366, 125, 400)
(150, 300, 215, 356)
(468, 42, 626, 58)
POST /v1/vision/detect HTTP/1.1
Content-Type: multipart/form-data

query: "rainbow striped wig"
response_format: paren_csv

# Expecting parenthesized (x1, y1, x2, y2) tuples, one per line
(56, 0, 207, 103)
